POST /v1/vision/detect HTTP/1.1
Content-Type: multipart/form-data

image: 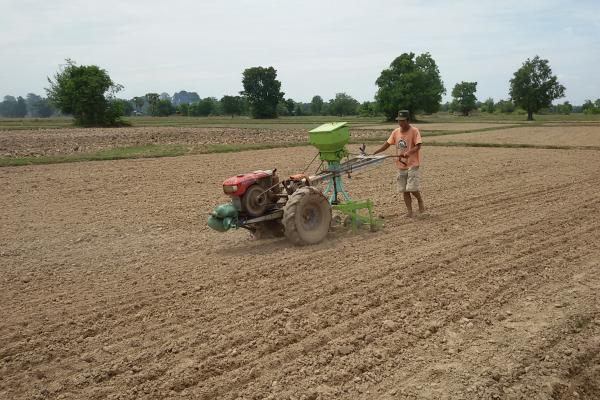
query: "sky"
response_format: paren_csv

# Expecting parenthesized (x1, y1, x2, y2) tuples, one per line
(1, 0, 599, 104)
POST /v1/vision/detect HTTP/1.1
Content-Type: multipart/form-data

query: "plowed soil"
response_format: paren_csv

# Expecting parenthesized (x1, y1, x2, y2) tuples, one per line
(0, 127, 389, 157)
(426, 125, 600, 147)
(1, 145, 599, 400)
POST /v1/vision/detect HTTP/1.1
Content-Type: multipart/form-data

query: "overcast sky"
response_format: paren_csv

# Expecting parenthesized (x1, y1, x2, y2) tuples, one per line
(1, 0, 599, 104)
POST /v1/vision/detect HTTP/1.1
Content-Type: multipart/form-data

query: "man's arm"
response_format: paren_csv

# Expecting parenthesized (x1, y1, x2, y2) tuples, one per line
(373, 142, 390, 155)
(401, 143, 421, 158)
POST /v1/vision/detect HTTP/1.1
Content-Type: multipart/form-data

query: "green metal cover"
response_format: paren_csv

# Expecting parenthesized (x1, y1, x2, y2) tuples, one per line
(309, 122, 348, 133)
(309, 122, 350, 162)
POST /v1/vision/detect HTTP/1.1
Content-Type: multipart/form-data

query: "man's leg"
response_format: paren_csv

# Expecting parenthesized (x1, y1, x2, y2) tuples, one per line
(403, 192, 413, 217)
(411, 191, 425, 213)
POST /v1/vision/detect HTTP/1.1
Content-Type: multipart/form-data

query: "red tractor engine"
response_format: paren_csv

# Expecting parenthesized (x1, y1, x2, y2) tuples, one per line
(222, 169, 282, 217)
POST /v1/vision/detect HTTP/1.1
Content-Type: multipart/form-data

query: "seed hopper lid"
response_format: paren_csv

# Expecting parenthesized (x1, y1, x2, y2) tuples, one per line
(309, 122, 348, 133)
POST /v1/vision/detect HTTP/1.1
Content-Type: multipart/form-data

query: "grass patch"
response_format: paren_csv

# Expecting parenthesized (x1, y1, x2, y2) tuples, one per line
(199, 142, 306, 154)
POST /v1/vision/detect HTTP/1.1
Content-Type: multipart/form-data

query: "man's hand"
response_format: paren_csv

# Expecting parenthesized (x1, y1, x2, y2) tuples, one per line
(359, 143, 367, 156)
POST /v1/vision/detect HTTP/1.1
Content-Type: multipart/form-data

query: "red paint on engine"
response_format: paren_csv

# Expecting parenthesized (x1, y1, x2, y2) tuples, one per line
(222, 170, 272, 197)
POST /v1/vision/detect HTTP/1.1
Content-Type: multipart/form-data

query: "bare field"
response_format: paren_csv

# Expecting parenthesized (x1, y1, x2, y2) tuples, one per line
(426, 125, 600, 147)
(0, 123, 521, 158)
(0, 127, 394, 157)
(1, 143, 600, 400)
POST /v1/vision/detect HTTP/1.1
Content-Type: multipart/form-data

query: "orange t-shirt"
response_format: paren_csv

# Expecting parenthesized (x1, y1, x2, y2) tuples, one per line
(386, 125, 422, 170)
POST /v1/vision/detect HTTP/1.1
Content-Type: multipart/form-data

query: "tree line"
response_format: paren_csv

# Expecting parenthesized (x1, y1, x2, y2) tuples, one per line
(3, 55, 599, 125)
(0, 94, 56, 118)
(117, 91, 369, 118)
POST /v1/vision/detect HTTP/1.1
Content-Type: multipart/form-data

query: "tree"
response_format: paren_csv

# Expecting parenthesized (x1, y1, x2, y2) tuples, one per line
(132, 96, 145, 114)
(553, 101, 573, 114)
(0, 96, 15, 117)
(177, 103, 190, 116)
(451, 81, 478, 116)
(582, 99, 600, 114)
(25, 93, 55, 117)
(221, 95, 243, 117)
(327, 93, 359, 116)
(285, 98, 296, 115)
(509, 56, 565, 121)
(358, 101, 378, 117)
(0, 96, 27, 118)
(496, 99, 516, 113)
(172, 91, 200, 106)
(46, 59, 124, 126)
(480, 97, 495, 113)
(375, 52, 445, 121)
(145, 93, 160, 116)
(156, 99, 175, 116)
(240, 66, 284, 118)
(112, 99, 134, 116)
(189, 97, 220, 116)
(310, 95, 324, 115)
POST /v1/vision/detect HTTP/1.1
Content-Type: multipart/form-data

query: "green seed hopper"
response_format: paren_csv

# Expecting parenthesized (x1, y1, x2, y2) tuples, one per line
(308, 122, 350, 162)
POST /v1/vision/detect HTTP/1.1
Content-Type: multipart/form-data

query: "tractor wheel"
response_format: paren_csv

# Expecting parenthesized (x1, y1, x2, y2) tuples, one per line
(241, 184, 268, 217)
(283, 186, 331, 245)
(251, 220, 285, 239)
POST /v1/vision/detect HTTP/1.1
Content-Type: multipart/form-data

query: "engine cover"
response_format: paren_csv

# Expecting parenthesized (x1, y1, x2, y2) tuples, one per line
(222, 170, 274, 197)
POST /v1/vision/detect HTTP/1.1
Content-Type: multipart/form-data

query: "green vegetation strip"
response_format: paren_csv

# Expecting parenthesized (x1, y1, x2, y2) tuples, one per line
(0, 143, 308, 167)
(0, 144, 188, 167)
(426, 141, 600, 151)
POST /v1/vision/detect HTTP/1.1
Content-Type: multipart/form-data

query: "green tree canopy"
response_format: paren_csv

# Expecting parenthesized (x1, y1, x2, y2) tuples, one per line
(375, 52, 445, 121)
(189, 97, 220, 116)
(172, 91, 200, 106)
(26, 93, 55, 117)
(221, 95, 243, 117)
(132, 96, 145, 113)
(552, 101, 573, 115)
(451, 81, 478, 116)
(327, 93, 359, 116)
(284, 98, 296, 115)
(0, 95, 27, 118)
(509, 56, 565, 120)
(496, 99, 516, 113)
(46, 59, 124, 126)
(310, 95, 324, 115)
(358, 101, 378, 117)
(582, 99, 600, 114)
(156, 99, 175, 116)
(145, 93, 160, 116)
(240, 66, 284, 118)
(480, 97, 495, 113)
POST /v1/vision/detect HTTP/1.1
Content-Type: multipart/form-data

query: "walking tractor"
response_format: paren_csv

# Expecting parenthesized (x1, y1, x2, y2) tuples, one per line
(207, 122, 389, 245)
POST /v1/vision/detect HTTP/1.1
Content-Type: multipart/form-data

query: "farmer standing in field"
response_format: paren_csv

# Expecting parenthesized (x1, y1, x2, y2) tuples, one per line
(373, 110, 425, 217)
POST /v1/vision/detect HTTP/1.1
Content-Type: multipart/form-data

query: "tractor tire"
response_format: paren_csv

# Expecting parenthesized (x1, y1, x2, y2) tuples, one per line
(283, 186, 331, 245)
(251, 220, 285, 239)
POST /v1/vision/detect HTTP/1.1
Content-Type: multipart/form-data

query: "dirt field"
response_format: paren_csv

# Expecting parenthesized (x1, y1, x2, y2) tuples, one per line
(1, 143, 600, 399)
(0, 127, 390, 157)
(426, 125, 600, 147)
(0, 123, 514, 158)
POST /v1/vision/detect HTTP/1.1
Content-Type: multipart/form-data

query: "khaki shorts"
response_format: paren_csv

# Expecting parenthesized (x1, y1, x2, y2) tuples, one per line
(397, 167, 421, 192)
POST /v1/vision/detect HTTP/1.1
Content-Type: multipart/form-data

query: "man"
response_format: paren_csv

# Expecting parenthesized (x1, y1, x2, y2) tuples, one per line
(373, 110, 425, 217)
